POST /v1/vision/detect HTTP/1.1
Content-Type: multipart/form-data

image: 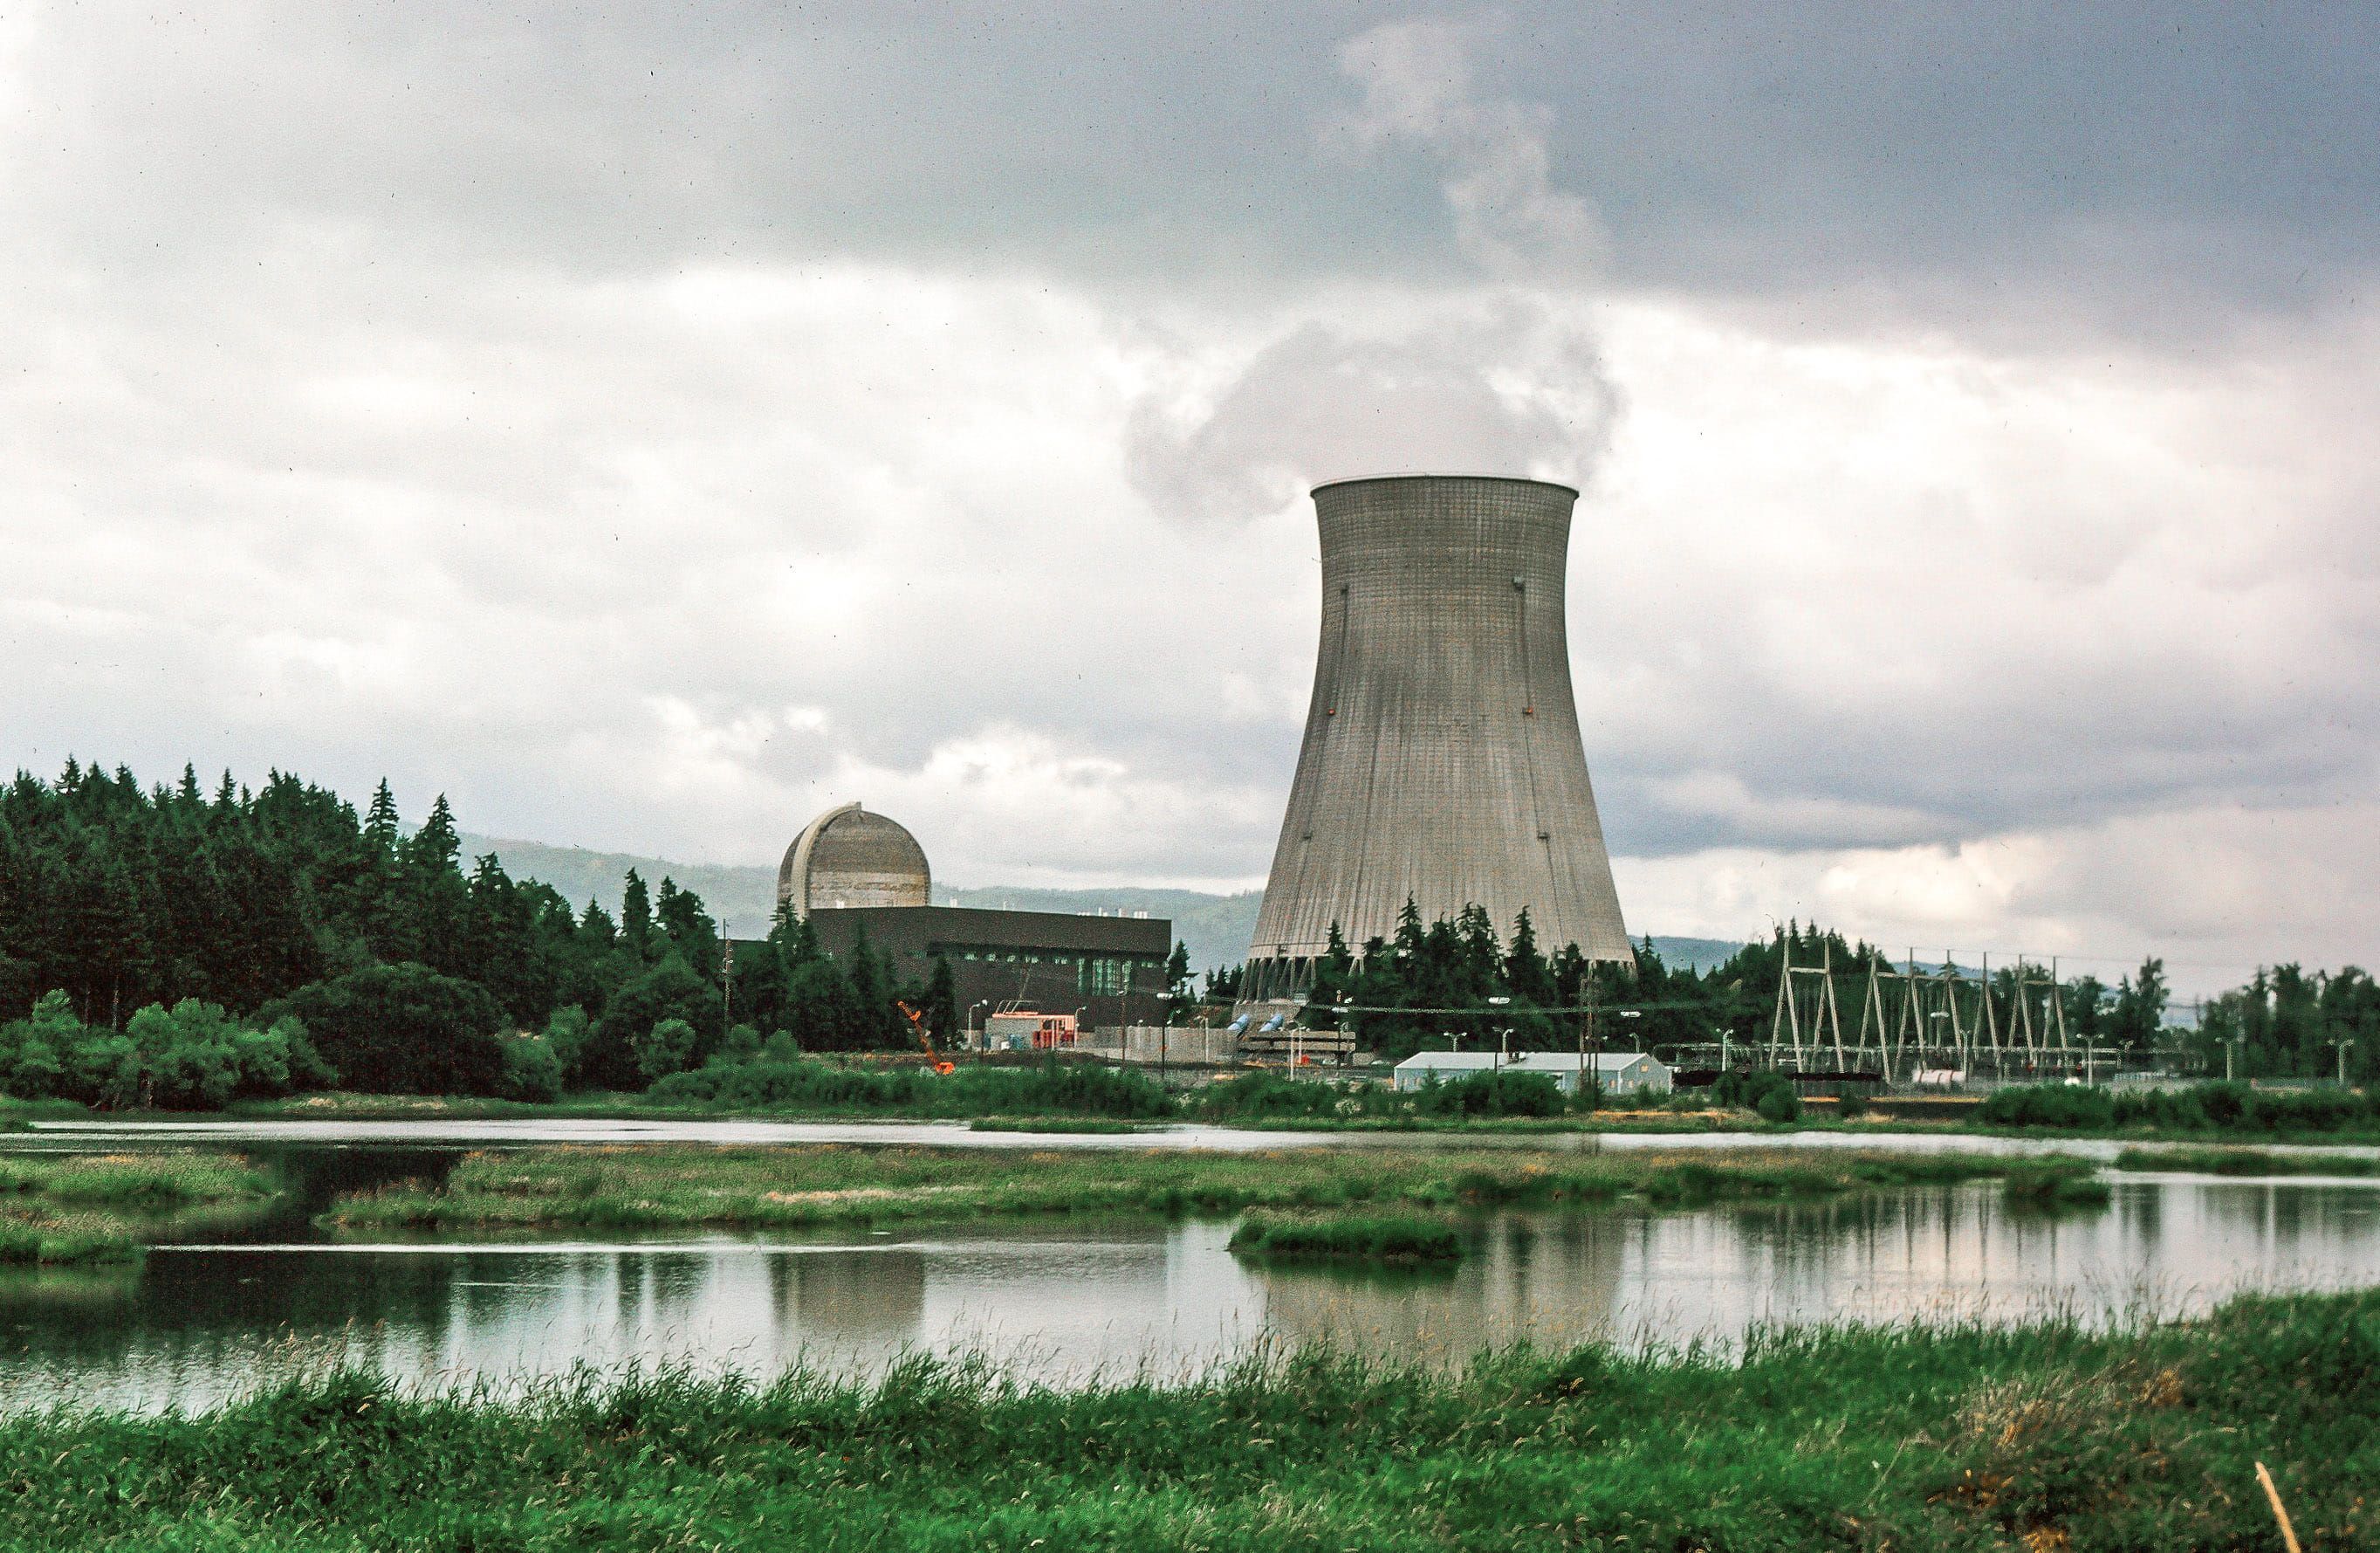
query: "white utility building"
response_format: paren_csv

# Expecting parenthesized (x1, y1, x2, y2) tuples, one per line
(1391, 1050, 1672, 1097)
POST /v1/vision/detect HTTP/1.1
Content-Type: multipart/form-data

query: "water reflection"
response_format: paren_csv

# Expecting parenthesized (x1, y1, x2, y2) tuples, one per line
(0, 1174, 2374, 1413)
(29, 1117, 2380, 1165)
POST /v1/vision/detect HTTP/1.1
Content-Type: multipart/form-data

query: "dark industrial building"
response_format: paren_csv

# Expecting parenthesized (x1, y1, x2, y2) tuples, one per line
(806, 904, 1173, 1037)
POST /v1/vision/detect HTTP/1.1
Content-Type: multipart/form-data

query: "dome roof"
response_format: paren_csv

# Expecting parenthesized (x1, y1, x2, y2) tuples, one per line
(776, 803, 931, 918)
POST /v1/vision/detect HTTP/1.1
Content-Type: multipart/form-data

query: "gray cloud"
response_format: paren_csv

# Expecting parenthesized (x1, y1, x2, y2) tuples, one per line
(1, 3, 2375, 977)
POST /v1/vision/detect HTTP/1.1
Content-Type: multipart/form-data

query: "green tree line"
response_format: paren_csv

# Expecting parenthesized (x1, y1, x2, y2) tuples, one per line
(0, 761, 995, 1103)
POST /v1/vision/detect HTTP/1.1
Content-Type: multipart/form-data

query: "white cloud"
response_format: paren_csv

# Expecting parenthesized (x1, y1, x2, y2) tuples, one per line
(1617, 801, 2380, 999)
(0, 3, 2374, 988)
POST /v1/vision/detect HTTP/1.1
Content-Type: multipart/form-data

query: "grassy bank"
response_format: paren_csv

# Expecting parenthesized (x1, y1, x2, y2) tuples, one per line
(2115, 1145, 2380, 1178)
(1227, 1211, 1463, 1263)
(321, 1144, 2093, 1233)
(1, 1288, 2370, 1550)
(0, 1151, 276, 1265)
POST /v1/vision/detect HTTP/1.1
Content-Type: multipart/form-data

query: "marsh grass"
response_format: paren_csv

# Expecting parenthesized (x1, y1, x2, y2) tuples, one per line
(1999, 1159, 2112, 1209)
(326, 1144, 2059, 1233)
(967, 1117, 1150, 1135)
(0, 1151, 277, 1266)
(0, 1289, 2371, 1550)
(1227, 1212, 1463, 1263)
(2114, 1145, 2380, 1178)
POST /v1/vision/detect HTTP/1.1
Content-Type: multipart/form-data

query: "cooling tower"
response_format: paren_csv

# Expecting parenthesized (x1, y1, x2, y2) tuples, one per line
(1243, 475, 1630, 1000)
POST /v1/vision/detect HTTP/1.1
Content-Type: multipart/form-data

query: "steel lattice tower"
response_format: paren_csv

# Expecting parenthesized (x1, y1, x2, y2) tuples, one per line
(1244, 475, 1631, 999)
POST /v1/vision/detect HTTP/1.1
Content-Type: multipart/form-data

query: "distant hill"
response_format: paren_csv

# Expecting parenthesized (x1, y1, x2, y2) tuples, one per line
(458, 835, 781, 935)
(462, 833, 1752, 982)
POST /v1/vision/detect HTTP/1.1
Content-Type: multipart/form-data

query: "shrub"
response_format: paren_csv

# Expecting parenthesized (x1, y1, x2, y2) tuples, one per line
(262, 964, 506, 1096)
(633, 1018, 699, 1083)
(1712, 1069, 1801, 1124)
(580, 958, 718, 1090)
(1412, 1069, 1567, 1118)
(496, 1034, 563, 1103)
(1834, 1089, 1869, 1120)
(1978, 1084, 2116, 1130)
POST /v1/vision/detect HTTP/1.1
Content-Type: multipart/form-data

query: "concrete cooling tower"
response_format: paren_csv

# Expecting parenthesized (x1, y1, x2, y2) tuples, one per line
(1243, 475, 1631, 1000)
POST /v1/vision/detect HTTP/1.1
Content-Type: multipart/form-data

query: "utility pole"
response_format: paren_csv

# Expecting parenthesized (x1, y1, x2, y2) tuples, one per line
(1582, 974, 1600, 1103)
(720, 921, 733, 1034)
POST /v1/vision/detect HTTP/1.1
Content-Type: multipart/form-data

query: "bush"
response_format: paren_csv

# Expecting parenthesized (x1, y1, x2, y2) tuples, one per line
(580, 958, 719, 1090)
(1834, 1089, 1869, 1120)
(0, 992, 331, 1110)
(128, 1000, 333, 1109)
(1711, 1069, 1801, 1124)
(1978, 1084, 2117, 1130)
(496, 1034, 563, 1103)
(1412, 1069, 1567, 1118)
(633, 1018, 699, 1083)
(262, 964, 506, 1096)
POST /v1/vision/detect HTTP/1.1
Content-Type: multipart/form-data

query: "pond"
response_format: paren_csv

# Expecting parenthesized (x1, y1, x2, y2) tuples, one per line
(0, 1145, 2375, 1413)
(26, 1115, 2380, 1161)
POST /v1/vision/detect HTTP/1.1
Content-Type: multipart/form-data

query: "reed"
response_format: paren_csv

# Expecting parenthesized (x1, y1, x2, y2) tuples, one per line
(0, 1151, 277, 1266)
(1227, 1211, 1463, 1263)
(0, 1289, 2369, 1550)
(1999, 1158, 2112, 1208)
(2114, 1145, 2380, 1178)
(326, 1144, 2056, 1233)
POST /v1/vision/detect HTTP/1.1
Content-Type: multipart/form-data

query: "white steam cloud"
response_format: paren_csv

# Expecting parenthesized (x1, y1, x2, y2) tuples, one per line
(1129, 16, 1615, 525)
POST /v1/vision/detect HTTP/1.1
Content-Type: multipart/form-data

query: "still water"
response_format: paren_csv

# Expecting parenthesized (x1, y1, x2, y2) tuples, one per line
(29, 1116, 2380, 1161)
(1, 1154, 2375, 1413)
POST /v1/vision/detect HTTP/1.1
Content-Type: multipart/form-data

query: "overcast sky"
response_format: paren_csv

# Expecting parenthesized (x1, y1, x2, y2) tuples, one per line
(4, 3, 2375, 992)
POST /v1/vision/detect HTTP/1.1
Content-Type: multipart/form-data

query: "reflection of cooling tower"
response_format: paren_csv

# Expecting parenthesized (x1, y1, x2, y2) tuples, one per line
(1245, 476, 1630, 998)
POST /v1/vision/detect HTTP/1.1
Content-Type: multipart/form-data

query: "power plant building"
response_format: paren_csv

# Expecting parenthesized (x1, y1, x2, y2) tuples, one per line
(778, 803, 930, 918)
(771, 803, 1171, 1034)
(1245, 475, 1631, 1000)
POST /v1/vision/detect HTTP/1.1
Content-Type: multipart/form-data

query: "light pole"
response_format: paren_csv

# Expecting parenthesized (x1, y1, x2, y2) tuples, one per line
(2335, 1039, 2356, 1088)
(1487, 996, 1511, 1074)
(1614, 1009, 1642, 1103)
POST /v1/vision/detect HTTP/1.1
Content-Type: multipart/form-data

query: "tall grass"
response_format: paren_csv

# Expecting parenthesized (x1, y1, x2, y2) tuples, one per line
(325, 1144, 2060, 1233)
(0, 1151, 275, 1207)
(2114, 1145, 2380, 1177)
(1227, 1212, 1463, 1263)
(645, 1056, 1177, 1119)
(0, 1289, 2370, 1549)
(0, 1151, 276, 1267)
(1998, 1158, 2112, 1208)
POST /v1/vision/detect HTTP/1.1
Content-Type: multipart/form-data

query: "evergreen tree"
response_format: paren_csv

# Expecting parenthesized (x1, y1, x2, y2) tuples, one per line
(620, 869, 654, 961)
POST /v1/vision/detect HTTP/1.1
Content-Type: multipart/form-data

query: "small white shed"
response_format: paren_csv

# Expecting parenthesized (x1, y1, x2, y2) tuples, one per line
(1390, 1050, 1672, 1097)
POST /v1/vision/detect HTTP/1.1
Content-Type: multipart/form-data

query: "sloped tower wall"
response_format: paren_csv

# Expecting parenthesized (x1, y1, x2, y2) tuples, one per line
(1244, 475, 1630, 998)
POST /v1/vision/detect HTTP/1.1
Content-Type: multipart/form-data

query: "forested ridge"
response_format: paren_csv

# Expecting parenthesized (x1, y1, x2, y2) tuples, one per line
(1, 760, 2372, 1105)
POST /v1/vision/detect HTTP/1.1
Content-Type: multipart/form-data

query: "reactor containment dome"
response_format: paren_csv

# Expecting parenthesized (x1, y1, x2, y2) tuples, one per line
(778, 803, 931, 919)
(1242, 475, 1632, 1000)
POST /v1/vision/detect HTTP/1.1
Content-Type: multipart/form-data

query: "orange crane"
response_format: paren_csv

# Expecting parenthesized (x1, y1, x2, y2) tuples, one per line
(896, 1000, 955, 1075)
